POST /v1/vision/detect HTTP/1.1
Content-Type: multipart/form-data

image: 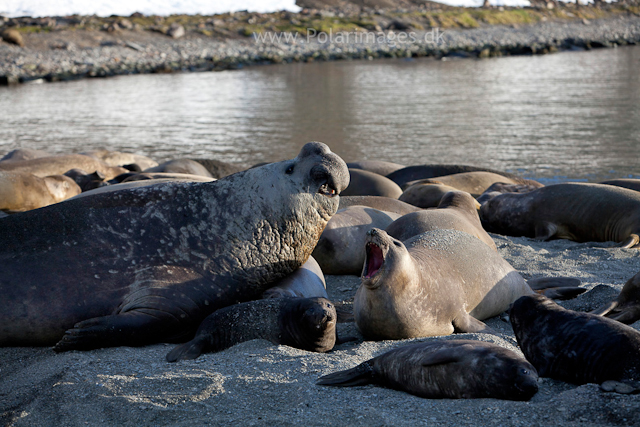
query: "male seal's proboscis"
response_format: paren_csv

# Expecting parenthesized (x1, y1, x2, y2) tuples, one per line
(0, 142, 349, 351)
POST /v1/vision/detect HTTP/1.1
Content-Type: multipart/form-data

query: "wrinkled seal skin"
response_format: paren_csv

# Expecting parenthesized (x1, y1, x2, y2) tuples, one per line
(0, 142, 349, 350)
(510, 294, 640, 385)
(354, 228, 532, 340)
(166, 297, 337, 362)
(480, 183, 640, 248)
(312, 206, 402, 275)
(262, 256, 328, 299)
(386, 191, 496, 251)
(317, 339, 539, 401)
(591, 271, 640, 324)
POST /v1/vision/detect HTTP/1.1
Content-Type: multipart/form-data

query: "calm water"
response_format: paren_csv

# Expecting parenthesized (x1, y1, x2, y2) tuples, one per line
(1, 45, 639, 183)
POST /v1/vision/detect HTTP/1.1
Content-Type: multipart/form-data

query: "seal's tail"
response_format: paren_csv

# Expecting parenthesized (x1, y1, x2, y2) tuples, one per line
(316, 362, 374, 387)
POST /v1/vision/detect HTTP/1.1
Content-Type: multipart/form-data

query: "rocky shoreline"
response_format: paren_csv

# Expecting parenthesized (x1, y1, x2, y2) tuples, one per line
(1, 4, 640, 85)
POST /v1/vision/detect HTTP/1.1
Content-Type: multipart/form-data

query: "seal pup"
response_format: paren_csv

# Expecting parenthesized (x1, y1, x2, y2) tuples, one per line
(354, 228, 533, 340)
(0, 142, 349, 350)
(312, 206, 402, 275)
(385, 190, 496, 251)
(591, 271, 640, 325)
(166, 297, 337, 362)
(0, 171, 81, 212)
(510, 294, 640, 385)
(262, 256, 328, 299)
(480, 183, 640, 248)
(317, 339, 539, 401)
(341, 169, 403, 199)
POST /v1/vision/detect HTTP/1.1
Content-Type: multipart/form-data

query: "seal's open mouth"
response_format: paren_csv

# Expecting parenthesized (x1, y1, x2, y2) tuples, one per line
(318, 182, 337, 197)
(363, 242, 384, 279)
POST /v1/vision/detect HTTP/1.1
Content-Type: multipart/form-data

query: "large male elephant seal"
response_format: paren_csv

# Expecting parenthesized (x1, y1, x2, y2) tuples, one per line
(0, 171, 81, 212)
(317, 339, 539, 401)
(385, 191, 496, 250)
(510, 294, 640, 386)
(166, 297, 337, 362)
(480, 183, 640, 248)
(0, 142, 349, 351)
(354, 228, 533, 340)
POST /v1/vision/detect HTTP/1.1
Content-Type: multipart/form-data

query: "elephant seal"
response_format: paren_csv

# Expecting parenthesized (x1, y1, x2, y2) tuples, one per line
(476, 182, 542, 205)
(189, 158, 244, 179)
(143, 159, 213, 178)
(0, 28, 25, 47)
(0, 148, 50, 162)
(480, 183, 640, 248)
(338, 196, 420, 215)
(166, 297, 337, 362)
(386, 165, 524, 188)
(63, 169, 108, 192)
(317, 339, 539, 401)
(399, 182, 463, 208)
(600, 179, 640, 193)
(347, 161, 405, 178)
(510, 294, 640, 385)
(591, 271, 640, 325)
(262, 256, 328, 299)
(354, 228, 533, 340)
(0, 141, 349, 350)
(122, 172, 215, 183)
(0, 171, 81, 212)
(0, 154, 128, 180)
(312, 206, 402, 275)
(403, 172, 543, 197)
(385, 191, 496, 251)
(82, 149, 159, 170)
(341, 169, 403, 199)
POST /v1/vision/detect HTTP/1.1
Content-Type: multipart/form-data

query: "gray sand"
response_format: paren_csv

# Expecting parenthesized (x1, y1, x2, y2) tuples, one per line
(2, 234, 639, 426)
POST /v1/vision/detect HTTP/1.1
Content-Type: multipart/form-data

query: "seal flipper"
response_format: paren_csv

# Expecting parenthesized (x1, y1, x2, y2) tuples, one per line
(590, 301, 618, 317)
(316, 362, 374, 387)
(166, 336, 209, 362)
(617, 234, 640, 249)
(534, 222, 557, 241)
(527, 277, 586, 300)
(452, 314, 490, 334)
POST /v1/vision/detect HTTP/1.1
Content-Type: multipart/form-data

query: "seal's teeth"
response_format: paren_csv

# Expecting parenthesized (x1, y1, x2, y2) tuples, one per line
(363, 242, 384, 279)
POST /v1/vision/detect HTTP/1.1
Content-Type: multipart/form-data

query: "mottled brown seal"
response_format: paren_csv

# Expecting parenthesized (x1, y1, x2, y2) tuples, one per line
(317, 339, 539, 401)
(0, 154, 128, 180)
(480, 183, 640, 248)
(510, 294, 640, 385)
(354, 228, 533, 340)
(591, 271, 640, 325)
(0, 171, 81, 212)
(385, 191, 496, 250)
(166, 297, 337, 362)
(0, 142, 349, 350)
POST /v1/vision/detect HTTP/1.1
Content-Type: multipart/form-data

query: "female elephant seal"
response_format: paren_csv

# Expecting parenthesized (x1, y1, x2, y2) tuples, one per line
(354, 228, 533, 340)
(510, 294, 640, 386)
(480, 183, 640, 248)
(0, 142, 349, 351)
(166, 297, 337, 362)
(317, 339, 539, 401)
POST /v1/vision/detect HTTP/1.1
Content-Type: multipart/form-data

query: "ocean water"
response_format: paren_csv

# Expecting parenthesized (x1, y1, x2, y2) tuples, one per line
(1, 45, 639, 183)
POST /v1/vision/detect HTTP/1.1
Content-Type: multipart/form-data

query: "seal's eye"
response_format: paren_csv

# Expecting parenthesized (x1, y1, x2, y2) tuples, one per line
(520, 368, 529, 375)
(285, 165, 294, 175)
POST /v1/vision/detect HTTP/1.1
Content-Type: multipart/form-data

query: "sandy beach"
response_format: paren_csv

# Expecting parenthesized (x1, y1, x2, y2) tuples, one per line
(2, 232, 639, 426)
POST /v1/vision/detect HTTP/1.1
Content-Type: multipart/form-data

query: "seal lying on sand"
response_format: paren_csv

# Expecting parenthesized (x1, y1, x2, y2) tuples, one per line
(166, 297, 337, 362)
(317, 339, 539, 401)
(510, 294, 640, 386)
(591, 271, 640, 325)
(0, 142, 349, 351)
(480, 183, 640, 248)
(0, 171, 81, 212)
(385, 190, 496, 250)
(354, 228, 533, 340)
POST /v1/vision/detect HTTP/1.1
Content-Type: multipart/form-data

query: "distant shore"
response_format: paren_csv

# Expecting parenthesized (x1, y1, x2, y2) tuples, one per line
(1, 4, 640, 85)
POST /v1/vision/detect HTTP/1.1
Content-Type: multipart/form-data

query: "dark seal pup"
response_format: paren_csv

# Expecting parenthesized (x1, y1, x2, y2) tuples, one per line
(0, 142, 349, 351)
(166, 297, 337, 362)
(480, 183, 640, 248)
(317, 339, 539, 401)
(510, 294, 640, 385)
(591, 271, 640, 325)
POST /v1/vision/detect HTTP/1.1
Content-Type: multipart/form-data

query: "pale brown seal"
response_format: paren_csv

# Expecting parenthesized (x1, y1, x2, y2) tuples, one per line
(354, 228, 533, 340)
(403, 171, 543, 196)
(0, 154, 128, 180)
(142, 159, 213, 178)
(82, 149, 159, 170)
(0, 142, 349, 350)
(346, 160, 405, 177)
(480, 183, 640, 248)
(0, 171, 81, 212)
(385, 190, 496, 250)
(386, 165, 525, 188)
(166, 297, 337, 362)
(338, 196, 420, 215)
(591, 271, 640, 325)
(341, 169, 403, 199)
(262, 256, 328, 299)
(510, 294, 640, 386)
(317, 339, 539, 401)
(398, 182, 461, 208)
